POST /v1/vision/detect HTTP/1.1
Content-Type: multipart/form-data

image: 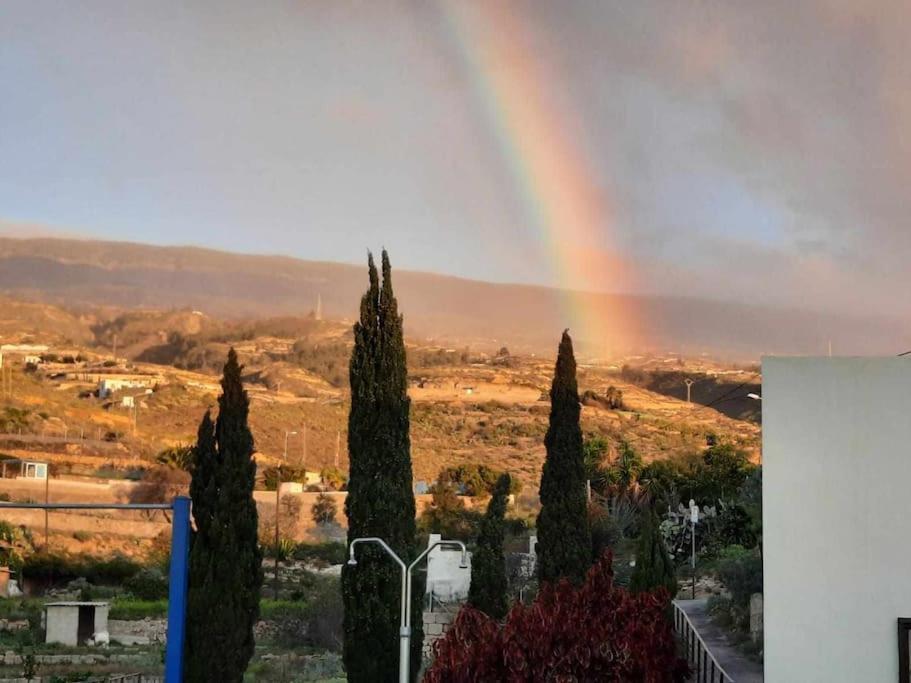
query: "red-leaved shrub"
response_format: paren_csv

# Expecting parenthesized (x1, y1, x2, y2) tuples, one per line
(425, 553, 689, 682)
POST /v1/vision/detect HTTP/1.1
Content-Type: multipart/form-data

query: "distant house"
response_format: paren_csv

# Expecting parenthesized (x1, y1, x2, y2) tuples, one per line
(2, 459, 49, 480)
(98, 375, 156, 398)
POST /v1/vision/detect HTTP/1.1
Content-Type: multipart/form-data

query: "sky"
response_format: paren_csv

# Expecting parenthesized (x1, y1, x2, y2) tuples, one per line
(1, 0, 910, 319)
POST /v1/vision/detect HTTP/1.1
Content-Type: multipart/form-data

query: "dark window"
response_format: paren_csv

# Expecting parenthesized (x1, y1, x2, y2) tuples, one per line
(898, 618, 911, 683)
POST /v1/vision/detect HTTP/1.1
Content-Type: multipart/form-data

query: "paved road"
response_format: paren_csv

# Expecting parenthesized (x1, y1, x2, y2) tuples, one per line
(676, 599, 764, 683)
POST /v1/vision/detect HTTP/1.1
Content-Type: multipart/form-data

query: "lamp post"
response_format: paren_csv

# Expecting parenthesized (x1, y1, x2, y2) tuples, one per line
(274, 430, 298, 599)
(348, 537, 467, 683)
(689, 499, 699, 599)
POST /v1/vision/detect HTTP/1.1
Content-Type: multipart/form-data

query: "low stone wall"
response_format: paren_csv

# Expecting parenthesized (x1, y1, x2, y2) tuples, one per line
(109, 618, 168, 645)
(422, 609, 457, 658)
(0, 649, 152, 667)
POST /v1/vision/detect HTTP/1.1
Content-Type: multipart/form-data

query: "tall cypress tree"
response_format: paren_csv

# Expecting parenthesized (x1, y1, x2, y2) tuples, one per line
(537, 330, 591, 585)
(468, 473, 511, 619)
(630, 506, 678, 597)
(185, 349, 263, 683)
(342, 251, 421, 682)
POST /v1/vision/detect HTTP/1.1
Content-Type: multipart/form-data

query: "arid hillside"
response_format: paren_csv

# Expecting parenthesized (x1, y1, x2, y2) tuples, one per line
(2, 236, 908, 357)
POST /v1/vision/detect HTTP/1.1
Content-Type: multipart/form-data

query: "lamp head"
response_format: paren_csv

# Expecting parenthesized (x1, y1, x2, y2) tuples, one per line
(347, 558, 357, 567)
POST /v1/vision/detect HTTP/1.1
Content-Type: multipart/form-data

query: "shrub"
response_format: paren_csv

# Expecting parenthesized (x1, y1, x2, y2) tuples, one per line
(110, 597, 168, 620)
(291, 542, 346, 567)
(320, 466, 347, 491)
(716, 545, 763, 608)
(125, 568, 169, 601)
(22, 552, 142, 584)
(426, 554, 688, 681)
(437, 464, 522, 497)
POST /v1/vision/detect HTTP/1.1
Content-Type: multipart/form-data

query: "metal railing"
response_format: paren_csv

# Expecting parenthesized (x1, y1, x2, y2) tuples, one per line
(0, 499, 190, 683)
(673, 601, 734, 683)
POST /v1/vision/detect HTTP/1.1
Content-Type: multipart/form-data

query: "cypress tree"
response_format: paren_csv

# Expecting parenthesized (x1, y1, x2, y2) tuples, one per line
(537, 330, 591, 585)
(467, 473, 511, 619)
(185, 349, 263, 683)
(630, 506, 678, 597)
(342, 251, 422, 682)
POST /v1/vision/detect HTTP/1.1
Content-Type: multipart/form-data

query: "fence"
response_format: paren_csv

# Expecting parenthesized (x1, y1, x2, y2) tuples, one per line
(673, 601, 733, 683)
(0, 499, 190, 683)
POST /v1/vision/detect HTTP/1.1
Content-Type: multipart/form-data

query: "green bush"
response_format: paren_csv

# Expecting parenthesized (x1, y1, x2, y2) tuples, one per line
(109, 597, 168, 620)
(125, 568, 169, 601)
(291, 542, 346, 567)
(22, 552, 143, 585)
(716, 545, 762, 607)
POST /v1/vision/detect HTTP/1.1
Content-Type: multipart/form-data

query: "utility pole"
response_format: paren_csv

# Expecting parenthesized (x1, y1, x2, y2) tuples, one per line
(112, 334, 118, 364)
(684, 378, 695, 405)
(334, 430, 340, 468)
(44, 465, 50, 549)
(274, 429, 297, 599)
(302, 424, 308, 469)
(689, 499, 699, 600)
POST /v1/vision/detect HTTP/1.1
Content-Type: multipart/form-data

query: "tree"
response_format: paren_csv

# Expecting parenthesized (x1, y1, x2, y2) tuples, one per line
(155, 444, 194, 471)
(537, 330, 591, 585)
(127, 466, 189, 521)
(417, 470, 482, 542)
(311, 492, 338, 525)
(184, 349, 264, 683)
(341, 251, 422, 682)
(630, 506, 678, 598)
(468, 474, 511, 619)
(426, 554, 688, 682)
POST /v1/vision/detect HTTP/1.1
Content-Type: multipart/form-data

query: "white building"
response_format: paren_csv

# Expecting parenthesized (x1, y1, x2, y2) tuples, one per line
(763, 357, 911, 682)
(44, 602, 109, 646)
(98, 375, 155, 397)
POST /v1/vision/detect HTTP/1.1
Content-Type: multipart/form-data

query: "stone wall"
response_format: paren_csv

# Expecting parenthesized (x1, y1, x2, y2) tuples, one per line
(422, 609, 457, 658)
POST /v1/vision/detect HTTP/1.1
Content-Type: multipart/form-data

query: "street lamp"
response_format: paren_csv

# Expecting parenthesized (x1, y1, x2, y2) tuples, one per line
(348, 536, 468, 683)
(689, 499, 699, 599)
(274, 430, 298, 599)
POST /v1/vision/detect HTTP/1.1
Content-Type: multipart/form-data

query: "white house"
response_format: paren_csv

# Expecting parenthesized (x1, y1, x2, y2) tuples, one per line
(763, 357, 911, 682)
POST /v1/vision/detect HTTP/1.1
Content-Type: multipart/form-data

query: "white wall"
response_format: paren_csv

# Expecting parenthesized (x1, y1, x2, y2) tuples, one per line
(425, 533, 471, 602)
(763, 357, 911, 682)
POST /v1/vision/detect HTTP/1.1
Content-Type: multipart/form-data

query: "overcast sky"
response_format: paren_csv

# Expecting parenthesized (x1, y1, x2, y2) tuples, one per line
(1, 1, 909, 318)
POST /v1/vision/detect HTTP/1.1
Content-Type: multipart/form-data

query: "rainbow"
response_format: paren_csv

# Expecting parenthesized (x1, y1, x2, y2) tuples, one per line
(435, 1, 639, 357)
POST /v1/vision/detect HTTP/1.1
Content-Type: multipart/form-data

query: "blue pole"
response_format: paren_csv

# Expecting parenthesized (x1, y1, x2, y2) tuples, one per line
(164, 496, 191, 682)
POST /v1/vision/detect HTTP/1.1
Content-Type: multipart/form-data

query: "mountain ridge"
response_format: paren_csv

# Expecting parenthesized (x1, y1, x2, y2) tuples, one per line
(0, 236, 907, 358)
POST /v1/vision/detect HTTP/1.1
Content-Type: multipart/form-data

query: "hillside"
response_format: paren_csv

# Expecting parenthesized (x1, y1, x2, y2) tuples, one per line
(1, 237, 908, 357)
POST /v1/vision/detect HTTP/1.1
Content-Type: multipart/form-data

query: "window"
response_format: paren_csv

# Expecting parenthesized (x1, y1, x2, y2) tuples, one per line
(899, 618, 911, 683)
(23, 463, 47, 479)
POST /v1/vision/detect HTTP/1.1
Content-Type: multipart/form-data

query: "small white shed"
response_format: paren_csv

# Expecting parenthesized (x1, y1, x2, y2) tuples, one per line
(44, 601, 109, 646)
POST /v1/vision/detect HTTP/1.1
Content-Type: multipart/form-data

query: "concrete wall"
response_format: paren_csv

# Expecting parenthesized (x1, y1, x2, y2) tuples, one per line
(763, 357, 911, 682)
(45, 606, 79, 646)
